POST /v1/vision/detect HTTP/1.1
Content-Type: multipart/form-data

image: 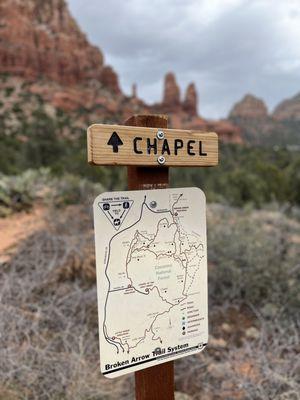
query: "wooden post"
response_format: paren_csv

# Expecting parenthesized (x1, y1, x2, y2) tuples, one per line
(125, 114, 175, 400)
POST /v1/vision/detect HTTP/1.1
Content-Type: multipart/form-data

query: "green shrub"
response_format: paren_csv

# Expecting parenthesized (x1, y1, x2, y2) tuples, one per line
(4, 87, 14, 97)
(49, 174, 104, 207)
(0, 172, 36, 216)
(1, 95, 299, 207)
(171, 144, 300, 207)
(208, 205, 300, 315)
(0, 169, 105, 217)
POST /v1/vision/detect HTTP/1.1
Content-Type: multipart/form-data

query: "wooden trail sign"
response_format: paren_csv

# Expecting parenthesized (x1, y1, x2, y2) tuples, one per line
(88, 114, 219, 400)
(87, 123, 218, 167)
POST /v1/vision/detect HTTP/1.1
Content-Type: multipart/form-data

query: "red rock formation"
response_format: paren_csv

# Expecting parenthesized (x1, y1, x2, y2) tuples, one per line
(210, 120, 243, 144)
(273, 93, 300, 121)
(183, 83, 198, 116)
(0, 0, 243, 144)
(0, 0, 119, 93)
(153, 72, 242, 143)
(100, 66, 121, 94)
(132, 83, 137, 98)
(172, 115, 242, 144)
(229, 94, 268, 119)
(162, 72, 181, 111)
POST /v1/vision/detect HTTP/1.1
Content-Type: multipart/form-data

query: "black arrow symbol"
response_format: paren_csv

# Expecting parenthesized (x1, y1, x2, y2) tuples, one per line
(107, 131, 123, 153)
(107, 211, 114, 219)
(120, 210, 126, 218)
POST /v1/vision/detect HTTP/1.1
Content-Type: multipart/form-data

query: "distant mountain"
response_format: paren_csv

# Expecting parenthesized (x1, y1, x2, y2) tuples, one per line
(229, 94, 300, 146)
(229, 94, 268, 119)
(0, 0, 242, 143)
(273, 93, 300, 122)
(1, 0, 298, 146)
(0, 0, 119, 92)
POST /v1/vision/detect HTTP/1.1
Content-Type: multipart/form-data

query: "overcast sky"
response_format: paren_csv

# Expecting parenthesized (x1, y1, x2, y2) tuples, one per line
(68, 0, 300, 118)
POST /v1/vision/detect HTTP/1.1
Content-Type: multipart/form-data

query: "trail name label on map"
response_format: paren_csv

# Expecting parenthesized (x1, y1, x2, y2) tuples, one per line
(88, 124, 218, 167)
(93, 187, 208, 378)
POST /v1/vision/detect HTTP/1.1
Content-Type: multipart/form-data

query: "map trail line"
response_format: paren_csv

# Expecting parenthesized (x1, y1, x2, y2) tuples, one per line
(102, 195, 148, 353)
(93, 187, 208, 378)
(102, 192, 202, 354)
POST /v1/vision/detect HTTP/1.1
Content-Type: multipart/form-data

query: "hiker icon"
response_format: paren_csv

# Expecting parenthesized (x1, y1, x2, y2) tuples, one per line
(123, 201, 130, 209)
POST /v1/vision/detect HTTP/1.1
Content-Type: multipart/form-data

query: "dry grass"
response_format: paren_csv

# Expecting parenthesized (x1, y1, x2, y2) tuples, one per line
(0, 203, 299, 399)
(0, 206, 133, 400)
(175, 305, 300, 400)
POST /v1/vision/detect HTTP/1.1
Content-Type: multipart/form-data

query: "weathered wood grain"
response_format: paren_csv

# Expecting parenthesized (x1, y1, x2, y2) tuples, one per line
(125, 115, 175, 400)
(87, 123, 218, 167)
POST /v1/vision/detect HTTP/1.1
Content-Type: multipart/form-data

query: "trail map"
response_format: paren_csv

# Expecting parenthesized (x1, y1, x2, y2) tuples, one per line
(93, 187, 208, 378)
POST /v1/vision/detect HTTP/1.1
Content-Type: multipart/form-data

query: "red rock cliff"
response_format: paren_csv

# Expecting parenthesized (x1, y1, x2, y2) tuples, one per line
(273, 93, 300, 121)
(0, 1, 242, 143)
(229, 94, 268, 119)
(0, 0, 120, 92)
(162, 72, 181, 111)
(183, 83, 198, 116)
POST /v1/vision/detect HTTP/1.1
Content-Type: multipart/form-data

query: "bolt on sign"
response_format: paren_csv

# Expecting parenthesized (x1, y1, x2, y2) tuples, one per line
(87, 124, 218, 167)
(93, 187, 208, 378)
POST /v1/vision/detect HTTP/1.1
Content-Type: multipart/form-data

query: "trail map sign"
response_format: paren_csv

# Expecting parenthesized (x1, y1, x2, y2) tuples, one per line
(93, 187, 208, 378)
(88, 124, 218, 166)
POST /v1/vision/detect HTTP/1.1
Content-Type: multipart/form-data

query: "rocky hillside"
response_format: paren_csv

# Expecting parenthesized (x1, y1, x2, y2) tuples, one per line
(153, 73, 242, 143)
(229, 94, 300, 146)
(273, 92, 300, 122)
(0, 0, 119, 92)
(0, 0, 242, 143)
(0, 0, 133, 120)
(1, 0, 298, 146)
(229, 94, 268, 119)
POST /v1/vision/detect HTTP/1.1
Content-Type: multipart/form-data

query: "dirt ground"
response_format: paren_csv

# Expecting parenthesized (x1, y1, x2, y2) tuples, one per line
(0, 206, 46, 262)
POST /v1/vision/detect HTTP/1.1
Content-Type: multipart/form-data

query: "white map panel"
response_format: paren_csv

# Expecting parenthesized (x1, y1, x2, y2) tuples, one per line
(93, 187, 208, 378)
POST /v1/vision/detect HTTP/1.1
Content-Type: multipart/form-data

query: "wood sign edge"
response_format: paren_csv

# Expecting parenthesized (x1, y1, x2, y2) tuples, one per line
(87, 123, 219, 167)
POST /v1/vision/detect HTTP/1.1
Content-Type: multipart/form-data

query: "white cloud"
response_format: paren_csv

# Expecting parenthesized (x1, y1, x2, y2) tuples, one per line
(68, 0, 300, 118)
